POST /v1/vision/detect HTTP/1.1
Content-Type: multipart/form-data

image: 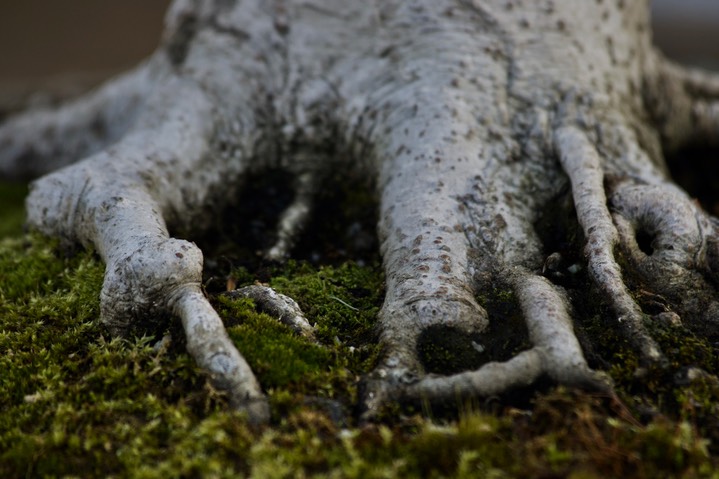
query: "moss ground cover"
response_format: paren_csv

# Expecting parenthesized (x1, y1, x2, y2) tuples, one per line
(2, 181, 719, 478)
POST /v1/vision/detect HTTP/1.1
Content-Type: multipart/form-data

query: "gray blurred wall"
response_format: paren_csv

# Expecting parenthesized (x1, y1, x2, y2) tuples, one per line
(653, 0, 719, 69)
(0, 0, 716, 88)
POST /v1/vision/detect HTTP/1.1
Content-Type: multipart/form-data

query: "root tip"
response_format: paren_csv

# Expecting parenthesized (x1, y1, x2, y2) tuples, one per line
(232, 396, 271, 425)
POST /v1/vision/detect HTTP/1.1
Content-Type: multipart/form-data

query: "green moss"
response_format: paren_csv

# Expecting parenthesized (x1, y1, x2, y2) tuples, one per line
(219, 261, 384, 414)
(2, 228, 719, 476)
(266, 260, 383, 346)
(0, 235, 223, 477)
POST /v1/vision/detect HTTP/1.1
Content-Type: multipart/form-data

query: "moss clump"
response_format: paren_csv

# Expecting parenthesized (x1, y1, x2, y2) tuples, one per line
(219, 295, 335, 389)
(219, 260, 384, 416)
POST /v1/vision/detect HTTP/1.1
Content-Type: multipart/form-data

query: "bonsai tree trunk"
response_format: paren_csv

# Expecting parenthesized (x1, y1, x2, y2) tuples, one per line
(2, 0, 719, 424)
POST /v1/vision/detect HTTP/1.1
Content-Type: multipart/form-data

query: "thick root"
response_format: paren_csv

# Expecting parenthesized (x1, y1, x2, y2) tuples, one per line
(360, 269, 611, 421)
(648, 58, 719, 150)
(555, 125, 665, 368)
(173, 285, 270, 424)
(361, 271, 610, 420)
(19, 71, 273, 423)
(611, 181, 719, 333)
(0, 58, 163, 181)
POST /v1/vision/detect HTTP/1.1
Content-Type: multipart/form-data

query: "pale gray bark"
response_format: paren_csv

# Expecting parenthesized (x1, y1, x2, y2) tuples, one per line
(2, 0, 719, 423)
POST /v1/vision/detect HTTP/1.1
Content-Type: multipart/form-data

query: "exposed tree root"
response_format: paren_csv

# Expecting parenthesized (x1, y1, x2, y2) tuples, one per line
(3, 0, 719, 424)
(225, 285, 315, 339)
(611, 182, 719, 335)
(555, 125, 664, 368)
(0, 58, 164, 181)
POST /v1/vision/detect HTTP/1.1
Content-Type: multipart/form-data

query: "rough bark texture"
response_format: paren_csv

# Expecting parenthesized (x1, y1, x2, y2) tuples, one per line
(2, 0, 719, 423)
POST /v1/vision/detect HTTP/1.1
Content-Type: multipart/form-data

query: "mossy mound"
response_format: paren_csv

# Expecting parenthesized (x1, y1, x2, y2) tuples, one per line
(2, 178, 719, 476)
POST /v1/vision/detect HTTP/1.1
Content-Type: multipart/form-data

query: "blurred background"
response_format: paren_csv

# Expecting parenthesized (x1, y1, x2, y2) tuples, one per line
(0, 0, 717, 91)
(653, 0, 719, 69)
(0, 0, 171, 105)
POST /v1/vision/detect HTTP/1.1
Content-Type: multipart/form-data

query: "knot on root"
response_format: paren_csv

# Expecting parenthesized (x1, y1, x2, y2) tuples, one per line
(100, 238, 204, 335)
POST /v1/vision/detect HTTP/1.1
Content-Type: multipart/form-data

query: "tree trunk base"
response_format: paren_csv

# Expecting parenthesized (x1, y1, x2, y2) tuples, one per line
(2, 0, 719, 423)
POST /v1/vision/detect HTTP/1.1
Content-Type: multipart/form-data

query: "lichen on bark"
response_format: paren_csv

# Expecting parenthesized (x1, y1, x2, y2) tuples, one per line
(2, 0, 719, 424)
